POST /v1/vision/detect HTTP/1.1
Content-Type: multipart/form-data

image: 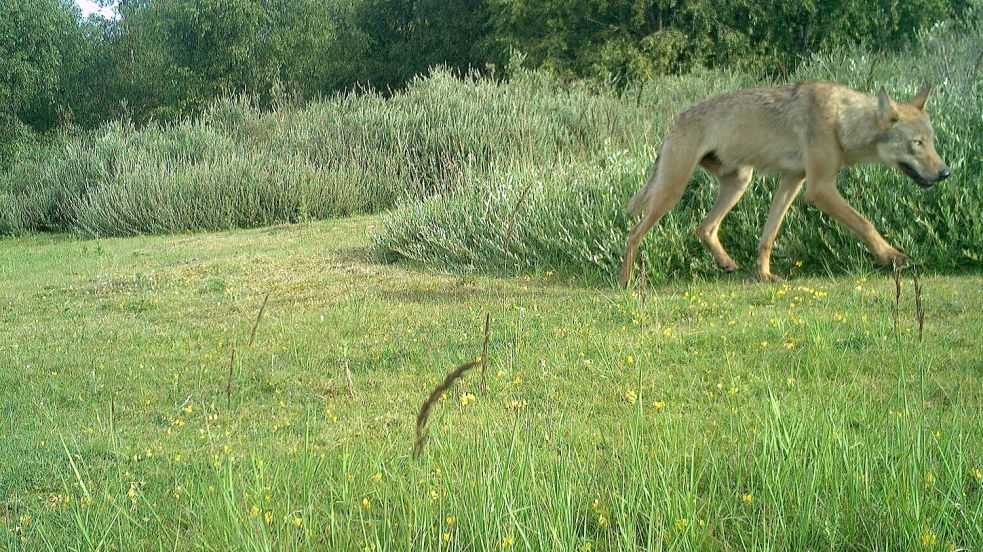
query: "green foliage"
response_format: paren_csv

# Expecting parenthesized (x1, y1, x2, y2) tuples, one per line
(3, 69, 632, 237)
(0, 0, 84, 140)
(4, 0, 972, 149)
(484, 0, 971, 83)
(354, 0, 491, 90)
(67, 0, 489, 124)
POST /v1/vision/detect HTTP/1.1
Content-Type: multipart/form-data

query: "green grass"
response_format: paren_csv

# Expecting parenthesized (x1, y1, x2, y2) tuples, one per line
(2, 217, 982, 550)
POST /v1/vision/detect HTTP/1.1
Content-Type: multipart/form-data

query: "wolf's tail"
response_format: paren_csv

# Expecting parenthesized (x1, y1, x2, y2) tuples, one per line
(626, 161, 659, 217)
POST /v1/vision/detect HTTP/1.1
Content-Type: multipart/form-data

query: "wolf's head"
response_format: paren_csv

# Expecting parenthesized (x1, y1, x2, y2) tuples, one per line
(875, 84, 950, 188)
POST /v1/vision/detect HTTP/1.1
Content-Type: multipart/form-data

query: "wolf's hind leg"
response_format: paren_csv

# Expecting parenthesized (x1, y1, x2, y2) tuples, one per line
(619, 145, 698, 287)
(696, 166, 753, 272)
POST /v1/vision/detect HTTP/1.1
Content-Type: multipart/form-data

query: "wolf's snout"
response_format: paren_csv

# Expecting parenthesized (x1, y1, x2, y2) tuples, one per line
(937, 167, 951, 181)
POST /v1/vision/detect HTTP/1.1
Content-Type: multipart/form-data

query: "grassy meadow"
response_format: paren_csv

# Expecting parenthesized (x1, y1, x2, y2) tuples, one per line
(2, 218, 983, 550)
(2, 10, 983, 552)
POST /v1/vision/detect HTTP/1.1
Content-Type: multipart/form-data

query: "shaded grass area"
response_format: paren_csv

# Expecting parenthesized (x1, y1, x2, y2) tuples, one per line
(2, 218, 982, 550)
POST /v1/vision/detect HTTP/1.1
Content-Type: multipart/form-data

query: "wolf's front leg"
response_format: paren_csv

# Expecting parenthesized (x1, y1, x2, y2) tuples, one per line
(803, 183, 906, 267)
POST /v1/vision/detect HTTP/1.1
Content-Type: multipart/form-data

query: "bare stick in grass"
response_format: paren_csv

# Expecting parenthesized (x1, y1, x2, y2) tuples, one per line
(344, 360, 357, 398)
(892, 260, 903, 334)
(226, 347, 236, 408)
(413, 360, 480, 460)
(110, 392, 117, 451)
(223, 290, 270, 409)
(639, 258, 649, 303)
(912, 265, 925, 341)
(480, 313, 491, 393)
(503, 181, 535, 262)
(248, 290, 272, 348)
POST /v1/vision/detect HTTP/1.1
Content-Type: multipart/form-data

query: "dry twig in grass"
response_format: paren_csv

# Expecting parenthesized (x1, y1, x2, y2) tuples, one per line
(413, 360, 479, 460)
(639, 258, 649, 303)
(109, 392, 117, 450)
(248, 290, 272, 348)
(226, 290, 272, 408)
(480, 313, 491, 393)
(912, 265, 925, 341)
(503, 181, 535, 261)
(892, 261, 903, 334)
(344, 360, 357, 398)
(225, 348, 237, 408)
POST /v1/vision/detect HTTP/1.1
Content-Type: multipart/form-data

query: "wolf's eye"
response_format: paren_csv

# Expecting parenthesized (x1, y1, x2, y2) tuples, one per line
(913, 139, 924, 148)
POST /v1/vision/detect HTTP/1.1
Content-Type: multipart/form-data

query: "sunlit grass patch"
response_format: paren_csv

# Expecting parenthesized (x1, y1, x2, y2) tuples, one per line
(2, 218, 982, 549)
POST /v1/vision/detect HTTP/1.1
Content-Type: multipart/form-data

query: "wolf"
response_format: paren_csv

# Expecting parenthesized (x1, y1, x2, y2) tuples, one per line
(620, 81, 950, 286)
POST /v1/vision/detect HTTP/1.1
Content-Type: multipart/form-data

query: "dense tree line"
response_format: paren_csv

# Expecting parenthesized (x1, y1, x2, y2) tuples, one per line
(0, 0, 971, 162)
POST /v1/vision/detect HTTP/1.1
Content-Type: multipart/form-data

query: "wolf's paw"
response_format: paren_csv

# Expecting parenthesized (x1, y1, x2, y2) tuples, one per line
(878, 249, 908, 268)
(717, 258, 740, 273)
(750, 271, 784, 283)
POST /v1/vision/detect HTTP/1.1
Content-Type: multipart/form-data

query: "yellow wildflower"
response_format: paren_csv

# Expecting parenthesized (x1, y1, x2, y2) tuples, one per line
(506, 399, 527, 411)
(623, 389, 637, 405)
(742, 492, 753, 504)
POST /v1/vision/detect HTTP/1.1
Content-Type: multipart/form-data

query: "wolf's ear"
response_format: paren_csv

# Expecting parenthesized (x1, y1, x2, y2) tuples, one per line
(910, 83, 933, 111)
(877, 87, 899, 126)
